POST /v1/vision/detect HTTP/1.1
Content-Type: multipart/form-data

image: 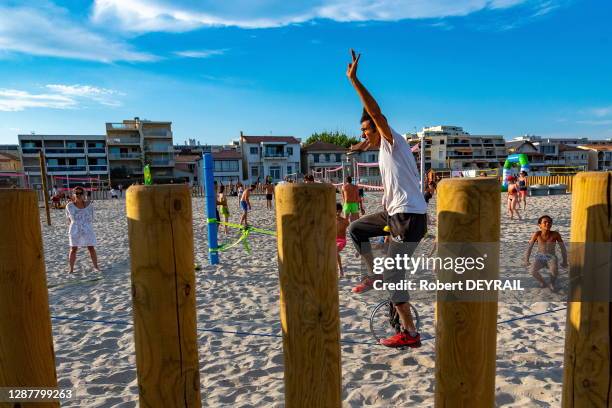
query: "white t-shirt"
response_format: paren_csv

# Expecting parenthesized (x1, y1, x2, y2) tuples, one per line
(378, 128, 427, 215)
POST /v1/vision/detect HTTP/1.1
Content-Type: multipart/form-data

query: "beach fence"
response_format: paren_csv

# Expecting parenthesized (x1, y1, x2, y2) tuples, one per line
(527, 175, 575, 192)
(1, 173, 610, 407)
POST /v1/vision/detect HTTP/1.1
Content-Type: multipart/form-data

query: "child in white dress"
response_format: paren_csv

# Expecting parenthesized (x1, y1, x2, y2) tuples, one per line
(66, 186, 100, 273)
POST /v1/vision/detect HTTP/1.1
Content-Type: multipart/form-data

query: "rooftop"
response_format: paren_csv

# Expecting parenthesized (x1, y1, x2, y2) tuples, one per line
(301, 141, 347, 152)
(241, 135, 301, 144)
(212, 150, 243, 159)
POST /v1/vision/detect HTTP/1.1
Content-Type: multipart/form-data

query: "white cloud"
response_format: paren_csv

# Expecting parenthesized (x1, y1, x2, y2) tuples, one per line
(0, 89, 75, 112)
(0, 84, 124, 111)
(576, 120, 612, 126)
(91, 0, 555, 33)
(590, 106, 612, 118)
(0, 4, 156, 62)
(174, 49, 228, 58)
(45, 84, 124, 107)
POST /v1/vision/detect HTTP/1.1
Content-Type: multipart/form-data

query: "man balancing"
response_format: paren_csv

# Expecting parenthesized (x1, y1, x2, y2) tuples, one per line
(346, 49, 427, 348)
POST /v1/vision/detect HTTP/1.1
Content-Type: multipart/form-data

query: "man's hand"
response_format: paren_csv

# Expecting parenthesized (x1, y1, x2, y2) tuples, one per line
(346, 49, 360, 81)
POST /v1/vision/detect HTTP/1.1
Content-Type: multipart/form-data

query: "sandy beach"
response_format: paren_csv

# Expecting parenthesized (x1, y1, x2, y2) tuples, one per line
(40, 190, 571, 407)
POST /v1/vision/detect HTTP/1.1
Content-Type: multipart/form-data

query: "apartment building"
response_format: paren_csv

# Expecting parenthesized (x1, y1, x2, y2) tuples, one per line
(18, 134, 109, 188)
(240, 133, 301, 183)
(301, 141, 348, 181)
(346, 141, 381, 182)
(577, 144, 612, 170)
(407, 126, 507, 171)
(507, 135, 604, 172)
(0, 145, 23, 187)
(106, 117, 174, 186)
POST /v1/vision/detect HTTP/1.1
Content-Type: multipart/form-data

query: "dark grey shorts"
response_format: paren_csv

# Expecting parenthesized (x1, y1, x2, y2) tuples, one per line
(348, 211, 426, 304)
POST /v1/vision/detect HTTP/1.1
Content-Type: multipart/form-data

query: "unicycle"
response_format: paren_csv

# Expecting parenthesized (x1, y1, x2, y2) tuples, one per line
(369, 300, 420, 347)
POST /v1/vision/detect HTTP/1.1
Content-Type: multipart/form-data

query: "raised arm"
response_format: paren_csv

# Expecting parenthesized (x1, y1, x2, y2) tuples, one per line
(346, 49, 393, 145)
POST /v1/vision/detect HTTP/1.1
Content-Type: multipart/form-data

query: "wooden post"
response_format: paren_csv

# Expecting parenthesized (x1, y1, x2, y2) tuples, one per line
(435, 178, 500, 407)
(126, 185, 201, 407)
(275, 183, 341, 408)
(562, 172, 611, 408)
(39, 151, 51, 226)
(0, 189, 58, 407)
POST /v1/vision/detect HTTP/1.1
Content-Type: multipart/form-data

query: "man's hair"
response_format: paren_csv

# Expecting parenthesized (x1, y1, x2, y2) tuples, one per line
(538, 215, 553, 225)
(219, 185, 225, 193)
(336, 202, 342, 212)
(360, 108, 376, 130)
(346, 176, 352, 183)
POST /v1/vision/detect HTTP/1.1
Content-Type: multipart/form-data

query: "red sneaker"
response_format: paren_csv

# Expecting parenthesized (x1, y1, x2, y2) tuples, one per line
(379, 332, 421, 348)
(351, 277, 380, 293)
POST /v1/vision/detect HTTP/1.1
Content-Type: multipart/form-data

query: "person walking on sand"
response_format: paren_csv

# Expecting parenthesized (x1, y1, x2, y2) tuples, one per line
(240, 184, 255, 226)
(217, 185, 230, 234)
(66, 186, 100, 273)
(342, 176, 363, 222)
(264, 180, 275, 209)
(507, 175, 521, 220)
(346, 49, 427, 348)
(518, 171, 528, 210)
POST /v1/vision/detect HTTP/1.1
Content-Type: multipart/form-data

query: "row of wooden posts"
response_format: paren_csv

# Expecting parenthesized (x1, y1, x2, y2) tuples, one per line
(0, 173, 609, 407)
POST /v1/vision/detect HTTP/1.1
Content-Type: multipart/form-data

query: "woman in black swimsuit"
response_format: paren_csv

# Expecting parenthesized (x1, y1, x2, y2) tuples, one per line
(518, 171, 528, 210)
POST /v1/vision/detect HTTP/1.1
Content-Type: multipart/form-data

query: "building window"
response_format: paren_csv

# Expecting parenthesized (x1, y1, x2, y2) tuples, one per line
(287, 165, 292, 174)
(214, 160, 239, 172)
(251, 166, 259, 177)
(250, 147, 258, 155)
(368, 153, 376, 162)
(325, 153, 330, 162)
(440, 140, 445, 145)
(335, 153, 342, 162)
(286, 147, 293, 156)
(313, 155, 319, 163)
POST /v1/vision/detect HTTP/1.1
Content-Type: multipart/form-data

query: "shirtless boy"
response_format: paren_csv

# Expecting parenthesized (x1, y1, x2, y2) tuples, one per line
(217, 185, 230, 234)
(264, 181, 275, 209)
(336, 203, 350, 277)
(240, 185, 255, 226)
(524, 215, 568, 291)
(342, 176, 363, 221)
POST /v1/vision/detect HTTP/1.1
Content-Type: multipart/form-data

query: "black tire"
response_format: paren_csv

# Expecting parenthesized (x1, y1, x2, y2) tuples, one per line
(369, 300, 420, 344)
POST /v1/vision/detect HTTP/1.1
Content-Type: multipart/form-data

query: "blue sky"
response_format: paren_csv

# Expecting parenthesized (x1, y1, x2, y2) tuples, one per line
(1, 0, 611, 145)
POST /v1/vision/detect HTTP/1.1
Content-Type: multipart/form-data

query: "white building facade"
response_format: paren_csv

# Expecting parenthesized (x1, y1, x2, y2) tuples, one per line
(407, 126, 507, 171)
(240, 133, 301, 183)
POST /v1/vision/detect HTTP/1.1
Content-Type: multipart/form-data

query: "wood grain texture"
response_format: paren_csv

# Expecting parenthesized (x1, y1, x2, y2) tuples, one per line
(562, 172, 611, 408)
(0, 189, 58, 408)
(434, 178, 500, 408)
(275, 183, 342, 408)
(126, 185, 201, 408)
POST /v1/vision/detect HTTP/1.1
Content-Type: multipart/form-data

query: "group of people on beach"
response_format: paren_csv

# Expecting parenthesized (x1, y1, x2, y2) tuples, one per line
(59, 49, 568, 350)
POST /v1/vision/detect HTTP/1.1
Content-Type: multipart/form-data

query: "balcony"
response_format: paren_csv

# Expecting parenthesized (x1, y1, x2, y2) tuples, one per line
(144, 145, 174, 153)
(45, 148, 85, 155)
(143, 129, 172, 138)
(21, 147, 41, 155)
(150, 159, 175, 167)
(47, 165, 87, 173)
(87, 148, 107, 154)
(263, 152, 288, 159)
(108, 153, 142, 160)
(89, 165, 108, 172)
(107, 123, 139, 131)
(107, 137, 140, 145)
(446, 143, 471, 147)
